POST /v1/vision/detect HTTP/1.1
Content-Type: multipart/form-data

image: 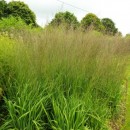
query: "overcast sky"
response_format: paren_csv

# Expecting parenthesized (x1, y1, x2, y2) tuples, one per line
(5, 0, 130, 35)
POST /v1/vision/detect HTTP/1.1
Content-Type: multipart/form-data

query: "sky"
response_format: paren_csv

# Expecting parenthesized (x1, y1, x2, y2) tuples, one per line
(5, 0, 130, 35)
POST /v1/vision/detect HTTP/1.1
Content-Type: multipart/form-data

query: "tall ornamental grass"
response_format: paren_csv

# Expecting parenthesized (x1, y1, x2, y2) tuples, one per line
(0, 28, 128, 130)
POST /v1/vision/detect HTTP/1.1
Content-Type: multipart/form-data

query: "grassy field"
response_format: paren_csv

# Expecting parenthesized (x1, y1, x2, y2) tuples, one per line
(122, 61, 130, 130)
(0, 28, 129, 130)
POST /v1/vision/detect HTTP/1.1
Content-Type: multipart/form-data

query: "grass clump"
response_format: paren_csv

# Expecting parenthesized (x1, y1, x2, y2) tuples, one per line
(0, 27, 128, 130)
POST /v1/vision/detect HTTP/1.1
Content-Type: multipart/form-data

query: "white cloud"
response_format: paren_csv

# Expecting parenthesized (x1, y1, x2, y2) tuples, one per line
(5, 0, 130, 35)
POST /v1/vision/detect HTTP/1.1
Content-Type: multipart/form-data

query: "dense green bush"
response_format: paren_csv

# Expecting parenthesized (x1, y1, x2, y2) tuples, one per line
(0, 16, 28, 32)
(50, 11, 79, 29)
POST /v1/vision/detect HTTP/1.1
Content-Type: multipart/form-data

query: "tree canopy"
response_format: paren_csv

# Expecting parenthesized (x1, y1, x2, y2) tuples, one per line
(0, 0, 36, 26)
(101, 18, 118, 35)
(0, 0, 119, 35)
(6, 1, 36, 26)
(0, 0, 7, 19)
(50, 11, 79, 29)
(80, 13, 104, 32)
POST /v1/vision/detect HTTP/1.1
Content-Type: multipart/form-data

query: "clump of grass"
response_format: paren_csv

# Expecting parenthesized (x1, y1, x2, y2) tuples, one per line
(121, 59, 130, 130)
(0, 27, 128, 130)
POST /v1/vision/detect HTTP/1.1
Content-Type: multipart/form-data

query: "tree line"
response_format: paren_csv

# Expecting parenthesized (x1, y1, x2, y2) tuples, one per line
(0, 0, 119, 35)
(50, 11, 119, 35)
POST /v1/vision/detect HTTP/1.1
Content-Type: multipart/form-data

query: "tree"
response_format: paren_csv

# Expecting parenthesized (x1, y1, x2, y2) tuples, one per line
(6, 1, 36, 26)
(80, 13, 104, 32)
(50, 11, 79, 29)
(0, 0, 7, 19)
(101, 18, 118, 35)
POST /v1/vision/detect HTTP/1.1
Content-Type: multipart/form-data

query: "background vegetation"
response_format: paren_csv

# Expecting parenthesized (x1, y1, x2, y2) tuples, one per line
(0, 0, 36, 26)
(50, 11, 79, 29)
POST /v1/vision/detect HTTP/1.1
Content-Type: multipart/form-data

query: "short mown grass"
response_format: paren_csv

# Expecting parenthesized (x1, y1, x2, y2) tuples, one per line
(0, 28, 129, 130)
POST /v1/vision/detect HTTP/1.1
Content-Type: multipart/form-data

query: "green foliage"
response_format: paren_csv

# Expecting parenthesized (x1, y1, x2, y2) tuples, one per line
(101, 18, 118, 35)
(0, 16, 29, 32)
(50, 11, 79, 29)
(0, 0, 7, 19)
(81, 13, 104, 32)
(6, 1, 36, 26)
(0, 88, 3, 99)
(125, 34, 130, 39)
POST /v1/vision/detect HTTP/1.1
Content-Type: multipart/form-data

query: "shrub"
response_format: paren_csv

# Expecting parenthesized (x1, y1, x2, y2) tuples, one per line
(0, 16, 31, 34)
